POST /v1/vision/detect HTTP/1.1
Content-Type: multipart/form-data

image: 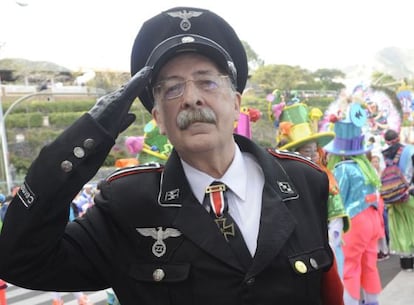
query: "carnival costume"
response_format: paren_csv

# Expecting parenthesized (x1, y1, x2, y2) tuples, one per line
(382, 136, 414, 261)
(125, 119, 172, 165)
(275, 101, 350, 278)
(326, 103, 382, 305)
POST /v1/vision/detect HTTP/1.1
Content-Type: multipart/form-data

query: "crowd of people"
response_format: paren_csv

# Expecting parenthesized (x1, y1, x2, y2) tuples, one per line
(272, 91, 414, 305)
(0, 5, 413, 305)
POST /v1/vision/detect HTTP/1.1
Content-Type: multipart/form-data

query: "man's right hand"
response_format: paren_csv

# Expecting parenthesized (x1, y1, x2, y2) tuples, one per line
(89, 66, 152, 138)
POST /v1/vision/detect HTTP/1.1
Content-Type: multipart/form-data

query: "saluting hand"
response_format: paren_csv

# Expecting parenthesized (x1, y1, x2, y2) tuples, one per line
(89, 66, 152, 138)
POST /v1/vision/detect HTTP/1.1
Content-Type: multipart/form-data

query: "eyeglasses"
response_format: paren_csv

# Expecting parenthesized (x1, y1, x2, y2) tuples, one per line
(152, 74, 230, 101)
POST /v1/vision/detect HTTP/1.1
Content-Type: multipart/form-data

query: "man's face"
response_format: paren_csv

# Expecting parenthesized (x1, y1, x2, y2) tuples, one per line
(296, 142, 318, 160)
(371, 156, 380, 171)
(151, 53, 241, 156)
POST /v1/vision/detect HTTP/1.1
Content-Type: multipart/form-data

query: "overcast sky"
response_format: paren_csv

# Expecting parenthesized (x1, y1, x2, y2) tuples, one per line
(0, 0, 412, 72)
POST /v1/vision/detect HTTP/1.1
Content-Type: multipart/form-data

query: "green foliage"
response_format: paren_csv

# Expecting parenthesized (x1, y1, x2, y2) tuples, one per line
(103, 154, 116, 167)
(242, 40, 264, 72)
(251, 64, 309, 93)
(3, 97, 153, 176)
(49, 112, 85, 127)
(9, 155, 32, 176)
(2, 100, 96, 114)
(306, 96, 336, 109)
(371, 71, 397, 87)
(5, 113, 43, 128)
(313, 69, 345, 81)
(250, 65, 346, 95)
(88, 71, 131, 92)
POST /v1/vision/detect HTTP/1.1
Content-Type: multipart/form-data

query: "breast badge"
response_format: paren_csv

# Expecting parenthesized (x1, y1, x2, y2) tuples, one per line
(136, 227, 182, 257)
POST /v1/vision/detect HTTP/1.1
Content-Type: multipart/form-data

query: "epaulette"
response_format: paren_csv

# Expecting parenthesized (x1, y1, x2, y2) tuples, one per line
(267, 148, 323, 172)
(106, 162, 163, 182)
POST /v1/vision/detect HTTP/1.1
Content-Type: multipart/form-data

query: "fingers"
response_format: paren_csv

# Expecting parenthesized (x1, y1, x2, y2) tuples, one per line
(121, 66, 153, 101)
(120, 113, 136, 134)
(88, 66, 152, 138)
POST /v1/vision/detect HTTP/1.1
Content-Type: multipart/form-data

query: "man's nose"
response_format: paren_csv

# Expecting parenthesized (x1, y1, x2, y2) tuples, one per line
(181, 81, 203, 108)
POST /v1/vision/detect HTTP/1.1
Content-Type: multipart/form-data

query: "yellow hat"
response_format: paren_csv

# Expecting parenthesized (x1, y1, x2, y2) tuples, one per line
(277, 103, 335, 151)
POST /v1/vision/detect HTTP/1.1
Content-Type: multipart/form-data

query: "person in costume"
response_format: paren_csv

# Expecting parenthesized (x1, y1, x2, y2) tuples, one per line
(325, 102, 383, 305)
(366, 101, 389, 136)
(0, 6, 343, 305)
(233, 106, 261, 139)
(381, 129, 414, 270)
(369, 153, 390, 261)
(276, 102, 350, 278)
(0, 279, 6, 305)
(125, 119, 173, 165)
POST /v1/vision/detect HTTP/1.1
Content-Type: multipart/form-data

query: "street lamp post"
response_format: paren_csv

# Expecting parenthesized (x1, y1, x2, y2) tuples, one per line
(0, 79, 12, 194)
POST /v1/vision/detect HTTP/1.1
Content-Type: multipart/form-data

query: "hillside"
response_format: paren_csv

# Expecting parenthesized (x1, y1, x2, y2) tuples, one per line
(0, 58, 73, 84)
(342, 47, 414, 84)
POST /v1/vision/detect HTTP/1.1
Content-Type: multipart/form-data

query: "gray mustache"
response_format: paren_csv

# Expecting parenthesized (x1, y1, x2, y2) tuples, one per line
(177, 108, 217, 130)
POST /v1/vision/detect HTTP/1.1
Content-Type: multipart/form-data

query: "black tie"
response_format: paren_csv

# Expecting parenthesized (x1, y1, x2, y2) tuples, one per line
(204, 181, 252, 270)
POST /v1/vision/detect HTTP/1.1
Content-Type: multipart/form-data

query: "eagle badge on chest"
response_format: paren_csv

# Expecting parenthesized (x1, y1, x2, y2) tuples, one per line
(136, 227, 182, 257)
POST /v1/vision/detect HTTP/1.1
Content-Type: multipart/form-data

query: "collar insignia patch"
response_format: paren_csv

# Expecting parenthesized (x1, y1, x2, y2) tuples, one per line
(165, 189, 180, 201)
(277, 181, 294, 194)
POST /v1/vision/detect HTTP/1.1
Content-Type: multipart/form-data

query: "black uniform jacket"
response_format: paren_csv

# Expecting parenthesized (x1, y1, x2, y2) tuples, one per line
(0, 114, 332, 305)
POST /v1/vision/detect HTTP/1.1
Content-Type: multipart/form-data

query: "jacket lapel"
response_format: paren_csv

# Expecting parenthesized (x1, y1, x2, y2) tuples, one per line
(159, 151, 245, 272)
(235, 136, 298, 277)
(249, 180, 296, 277)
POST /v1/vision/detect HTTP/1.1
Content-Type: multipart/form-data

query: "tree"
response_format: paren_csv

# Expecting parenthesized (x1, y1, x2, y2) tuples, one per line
(371, 71, 398, 87)
(250, 64, 312, 94)
(312, 69, 346, 91)
(313, 69, 345, 82)
(242, 41, 264, 73)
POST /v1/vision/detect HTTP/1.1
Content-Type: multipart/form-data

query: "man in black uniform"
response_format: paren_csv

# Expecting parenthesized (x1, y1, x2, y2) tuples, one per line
(0, 6, 343, 305)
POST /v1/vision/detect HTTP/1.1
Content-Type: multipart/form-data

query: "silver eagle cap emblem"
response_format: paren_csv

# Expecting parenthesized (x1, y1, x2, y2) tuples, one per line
(136, 227, 182, 257)
(167, 10, 203, 31)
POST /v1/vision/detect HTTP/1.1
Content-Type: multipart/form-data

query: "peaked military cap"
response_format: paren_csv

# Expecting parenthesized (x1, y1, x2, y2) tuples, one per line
(130, 7, 248, 112)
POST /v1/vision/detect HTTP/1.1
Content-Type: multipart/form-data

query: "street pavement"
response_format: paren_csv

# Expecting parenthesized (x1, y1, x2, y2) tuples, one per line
(5, 286, 107, 305)
(378, 253, 414, 304)
(4, 254, 412, 304)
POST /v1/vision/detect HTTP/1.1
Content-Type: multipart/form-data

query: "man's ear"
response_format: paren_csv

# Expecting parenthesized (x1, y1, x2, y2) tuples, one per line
(234, 92, 242, 121)
(152, 107, 166, 135)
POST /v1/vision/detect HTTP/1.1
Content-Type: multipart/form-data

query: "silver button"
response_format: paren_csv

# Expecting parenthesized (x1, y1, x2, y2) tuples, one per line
(61, 160, 73, 172)
(309, 258, 318, 269)
(153, 269, 165, 282)
(83, 138, 95, 150)
(73, 147, 85, 158)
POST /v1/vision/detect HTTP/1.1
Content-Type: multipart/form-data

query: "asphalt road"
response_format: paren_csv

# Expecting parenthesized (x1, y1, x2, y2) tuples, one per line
(378, 253, 401, 287)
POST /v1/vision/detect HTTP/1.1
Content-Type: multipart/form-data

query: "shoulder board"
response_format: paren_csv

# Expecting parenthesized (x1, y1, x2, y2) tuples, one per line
(106, 162, 163, 182)
(267, 148, 323, 172)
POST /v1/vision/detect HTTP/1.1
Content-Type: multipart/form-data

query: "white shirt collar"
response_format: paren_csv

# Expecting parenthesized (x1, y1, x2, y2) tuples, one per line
(181, 144, 247, 204)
